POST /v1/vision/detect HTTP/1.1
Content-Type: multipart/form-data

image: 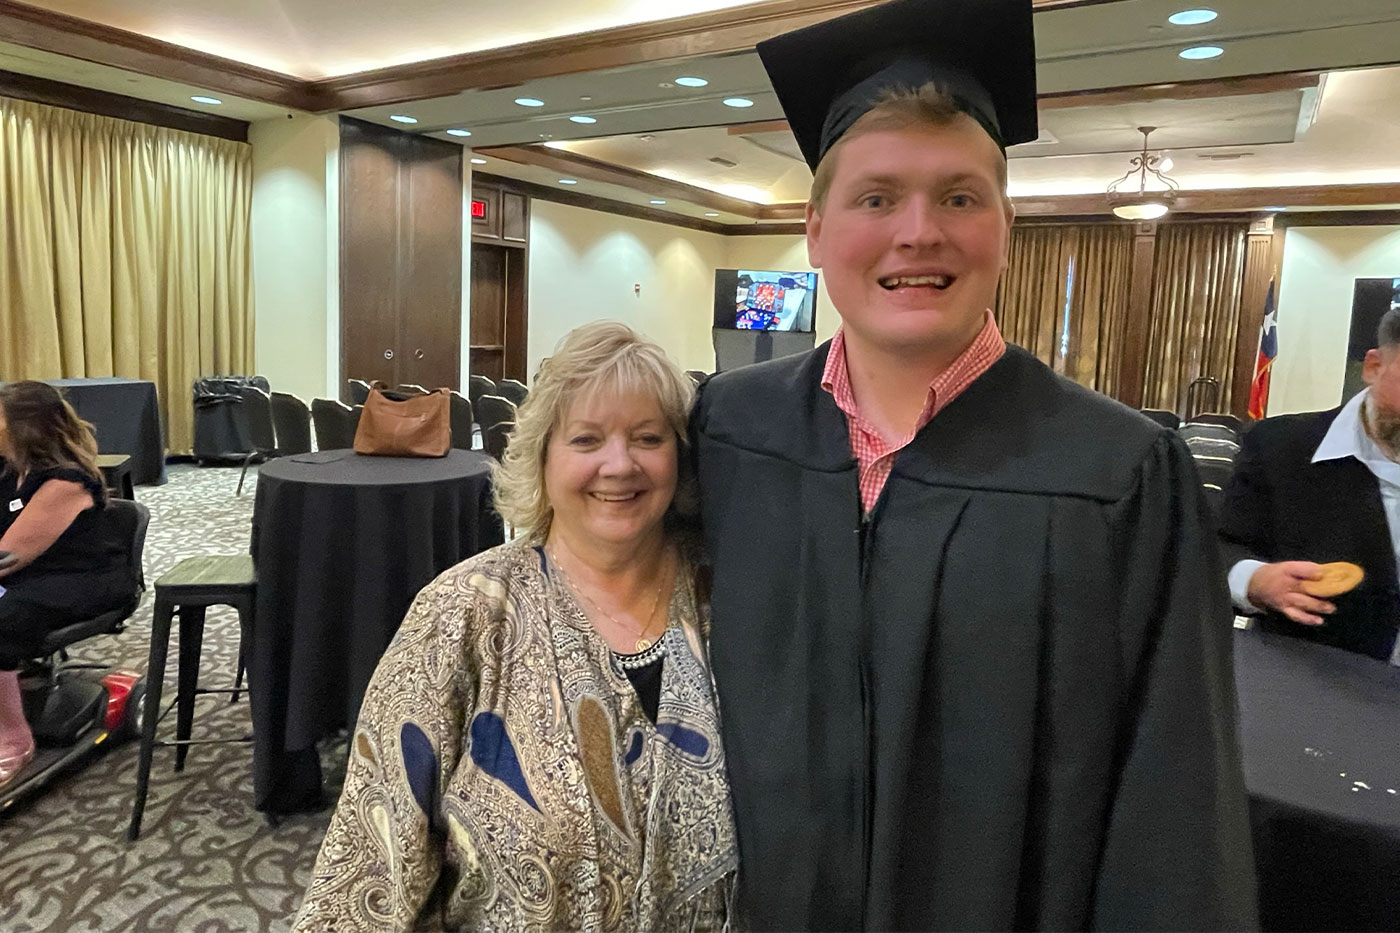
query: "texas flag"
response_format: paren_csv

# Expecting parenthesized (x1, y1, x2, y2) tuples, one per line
(1247, 279, 1278, 420)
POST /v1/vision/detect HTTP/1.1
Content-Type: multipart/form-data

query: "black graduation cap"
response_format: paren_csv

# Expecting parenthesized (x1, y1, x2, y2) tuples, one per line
(756, 0, 1038, 172)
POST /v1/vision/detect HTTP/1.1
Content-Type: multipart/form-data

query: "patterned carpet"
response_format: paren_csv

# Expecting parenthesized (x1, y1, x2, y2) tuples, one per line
(0, 465, 344, 932)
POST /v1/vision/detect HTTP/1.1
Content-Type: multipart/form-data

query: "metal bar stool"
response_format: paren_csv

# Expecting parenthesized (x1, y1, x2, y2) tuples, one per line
(96, 454, 135, 500)
(128, 555, 255, 841)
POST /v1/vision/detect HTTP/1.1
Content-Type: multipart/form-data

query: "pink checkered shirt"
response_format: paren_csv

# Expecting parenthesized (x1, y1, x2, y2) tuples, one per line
(821, 312, 1007, 513)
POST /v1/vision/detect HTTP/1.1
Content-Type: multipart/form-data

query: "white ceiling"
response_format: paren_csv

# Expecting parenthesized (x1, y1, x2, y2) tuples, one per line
(0, 40, 294, 121)
(4, 0, 1400, 221)
(11, 0, 765, 79)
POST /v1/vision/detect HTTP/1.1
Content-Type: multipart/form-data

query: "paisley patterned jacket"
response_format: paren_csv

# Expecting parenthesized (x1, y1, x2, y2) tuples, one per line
(293, 540, 737, 932)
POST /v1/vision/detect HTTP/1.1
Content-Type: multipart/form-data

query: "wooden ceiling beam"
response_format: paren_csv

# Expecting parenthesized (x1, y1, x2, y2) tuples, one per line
(477, 144, 768, 217)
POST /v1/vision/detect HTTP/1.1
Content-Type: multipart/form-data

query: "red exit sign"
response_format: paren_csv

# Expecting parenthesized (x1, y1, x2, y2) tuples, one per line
(470, 199, 487, 219)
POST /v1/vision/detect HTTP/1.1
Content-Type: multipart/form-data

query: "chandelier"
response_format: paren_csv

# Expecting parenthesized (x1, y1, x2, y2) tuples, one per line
(1106, 126, 1180, 220)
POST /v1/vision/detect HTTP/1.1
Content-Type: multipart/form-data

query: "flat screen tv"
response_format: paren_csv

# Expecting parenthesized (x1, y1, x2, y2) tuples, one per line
(713, 269, 818, 333)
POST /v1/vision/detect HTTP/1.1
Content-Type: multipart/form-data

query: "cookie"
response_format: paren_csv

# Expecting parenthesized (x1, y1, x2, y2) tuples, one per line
(1300, 562, 1365, 598)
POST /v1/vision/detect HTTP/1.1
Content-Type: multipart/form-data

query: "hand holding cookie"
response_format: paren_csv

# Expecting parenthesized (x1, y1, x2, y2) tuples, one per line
(1246, 561, 1342, 626)
(1299, 562, 1365, 598)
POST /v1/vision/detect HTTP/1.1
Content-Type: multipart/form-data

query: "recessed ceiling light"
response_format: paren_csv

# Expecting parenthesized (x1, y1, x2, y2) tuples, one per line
(515, 97, 545, 107)
(650, 199, 667, 205)
(389, 114, 418, 124)
(190, 95, 222, 105)
(446, 129, 472, 137)
(1168, 9, 1218, 26)
(705, 212, 720, 217)
(675, 76, 709, 88)
(569, 115, 597, 124)
(579, 95, 593, 102)
(1179, 45, 1224, 60)
(559, 178, 578, 185)
(470, 158, 487, 165)
(723, 97, 755, 108)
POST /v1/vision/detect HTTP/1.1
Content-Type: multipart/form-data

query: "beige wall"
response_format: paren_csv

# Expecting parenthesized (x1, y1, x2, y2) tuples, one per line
(1270, 225, 1400, 416)
(249, 115, 340, 401)
(526, 202, 840, 374)
(527, 200, 728, 375)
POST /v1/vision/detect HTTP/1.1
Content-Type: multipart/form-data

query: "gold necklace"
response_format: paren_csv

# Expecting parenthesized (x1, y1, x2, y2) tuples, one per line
(548, 549, 669, 651)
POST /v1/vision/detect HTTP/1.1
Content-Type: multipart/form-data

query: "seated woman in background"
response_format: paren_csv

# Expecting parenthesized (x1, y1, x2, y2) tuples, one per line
(294, 322, 736, 931)
(0, 382, 131, 788)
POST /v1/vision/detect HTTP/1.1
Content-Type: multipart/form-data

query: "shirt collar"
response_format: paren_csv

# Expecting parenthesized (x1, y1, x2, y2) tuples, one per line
(1314, 388, 1384, 465)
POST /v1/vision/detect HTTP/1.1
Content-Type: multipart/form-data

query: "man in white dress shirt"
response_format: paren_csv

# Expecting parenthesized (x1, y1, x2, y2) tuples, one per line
(1221, 308, 1400, 661)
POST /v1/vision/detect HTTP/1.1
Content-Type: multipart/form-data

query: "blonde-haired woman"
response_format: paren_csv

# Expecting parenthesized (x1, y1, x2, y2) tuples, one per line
(295, 322, 735, 932)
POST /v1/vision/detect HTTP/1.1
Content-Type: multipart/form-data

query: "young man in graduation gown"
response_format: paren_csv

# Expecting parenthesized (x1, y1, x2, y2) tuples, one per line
(690, 0, 1258, 929)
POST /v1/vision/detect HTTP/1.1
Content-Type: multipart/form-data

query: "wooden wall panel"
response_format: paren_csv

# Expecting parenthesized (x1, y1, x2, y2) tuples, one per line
(340, 119, 402, 395)
(339, 117, 462, 394)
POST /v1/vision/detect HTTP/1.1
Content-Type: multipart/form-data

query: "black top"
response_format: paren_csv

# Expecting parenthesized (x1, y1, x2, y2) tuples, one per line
(1219, 406, 1400, 659)
(618, 653, 664, 724)
(756, 0, 1038, 169)
(0, 460, 121, 581)
(693, 343, 1258, 930)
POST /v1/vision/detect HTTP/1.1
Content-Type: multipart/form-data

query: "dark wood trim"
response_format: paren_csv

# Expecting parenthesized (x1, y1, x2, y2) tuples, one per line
(726, 119, 795, 137)
(727, 222, 808, 236)
(477, 145, 764, 217)
(473, 171, 729, 235)
(1038, 70, 1321, 110)
(1275, 210, 1400, 228)
(0, 0, 318, 110)
(1231, 221, 1277, 419)
(0, 68, 248, 141)
(1013, 184, 1400, 217)
(1117, 221, 1160, 409)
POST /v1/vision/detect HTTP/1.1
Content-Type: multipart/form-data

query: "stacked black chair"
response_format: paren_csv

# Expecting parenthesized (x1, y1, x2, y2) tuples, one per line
(396, 384, 431, 396)
(24, 501, 149, 749)
(468, 375, 496, 412)
(236, 386, 277, 496)
(193, 375, 270, 463)
(685, 370, 709, 386)
(476, 394, 517, 436)
(495, 379, 528, 407)
(270, 392, 312, 457)
(347, 379, 372, 406)
(1192, 412, 1245, 434)
(128, 554, 256, 840)
(1140, 409, 1181, 430)
(1180, 424, 1241, 517)
(449, 391, 475, 451)
(312, 398, 361, 451)
(484, 421, 514, 462)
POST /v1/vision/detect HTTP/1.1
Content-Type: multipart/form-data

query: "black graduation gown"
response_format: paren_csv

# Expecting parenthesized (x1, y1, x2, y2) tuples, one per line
(692, 343, 1258, 931)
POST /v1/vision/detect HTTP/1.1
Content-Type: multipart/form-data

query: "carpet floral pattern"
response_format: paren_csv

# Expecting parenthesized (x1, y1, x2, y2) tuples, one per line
(0, 465, 345, 932)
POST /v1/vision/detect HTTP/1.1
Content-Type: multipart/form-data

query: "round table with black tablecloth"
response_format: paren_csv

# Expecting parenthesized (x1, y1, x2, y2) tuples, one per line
(1235, 628, 1400, 931)
(48, 377, 167, 485)
(249, 449, 503, 814)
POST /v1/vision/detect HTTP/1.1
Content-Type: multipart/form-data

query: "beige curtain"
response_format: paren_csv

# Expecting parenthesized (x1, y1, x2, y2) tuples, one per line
(0, 97, 253, 454)
(996, 222, 1134, 391)
(1141, 222, 1248, 415)
(996, 224, 1070, 367)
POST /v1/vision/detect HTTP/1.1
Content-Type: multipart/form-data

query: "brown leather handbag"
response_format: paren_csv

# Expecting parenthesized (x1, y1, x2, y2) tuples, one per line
(353, 384, 451, 457)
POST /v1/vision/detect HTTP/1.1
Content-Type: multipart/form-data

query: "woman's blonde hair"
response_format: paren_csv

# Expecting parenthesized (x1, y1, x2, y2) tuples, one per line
(492, 321, 697, 542)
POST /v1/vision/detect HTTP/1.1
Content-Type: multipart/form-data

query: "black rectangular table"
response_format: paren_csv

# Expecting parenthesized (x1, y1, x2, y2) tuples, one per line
(48, 377, 167, 486)
(1235, 629, 1400, 931)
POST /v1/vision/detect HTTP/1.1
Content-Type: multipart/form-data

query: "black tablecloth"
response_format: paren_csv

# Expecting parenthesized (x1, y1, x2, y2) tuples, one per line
(249, 449, 504, 814)
(1235, 629, 1400, 931)
(48, 378, 167, 485)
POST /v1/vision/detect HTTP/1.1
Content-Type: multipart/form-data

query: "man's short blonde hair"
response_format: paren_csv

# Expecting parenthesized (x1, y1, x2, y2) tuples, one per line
(492, 321, 697, 542)
(809, 83, 1009, 210)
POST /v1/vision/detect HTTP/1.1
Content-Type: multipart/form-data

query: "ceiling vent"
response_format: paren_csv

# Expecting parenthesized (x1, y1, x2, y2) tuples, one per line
(708, 156, 738, 167)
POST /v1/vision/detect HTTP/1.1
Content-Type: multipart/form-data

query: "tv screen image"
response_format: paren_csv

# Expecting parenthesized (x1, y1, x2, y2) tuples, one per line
(713, 269, 818, 333)
(1344, 277, 1400, 400)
